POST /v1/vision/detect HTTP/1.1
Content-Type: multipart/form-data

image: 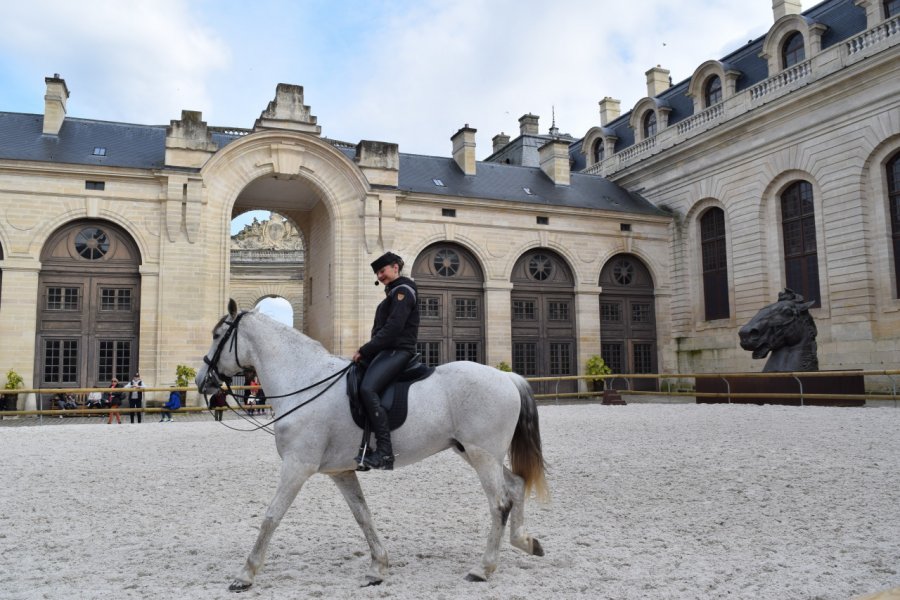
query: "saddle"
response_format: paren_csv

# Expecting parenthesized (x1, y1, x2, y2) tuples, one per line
(346, 354, 434, 431)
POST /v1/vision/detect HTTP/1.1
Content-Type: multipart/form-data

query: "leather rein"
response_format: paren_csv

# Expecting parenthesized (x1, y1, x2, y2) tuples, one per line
(201, 311, 351, 433)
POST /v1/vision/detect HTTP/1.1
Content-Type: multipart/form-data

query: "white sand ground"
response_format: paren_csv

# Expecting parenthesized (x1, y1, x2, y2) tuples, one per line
(2, 403, 900, 600)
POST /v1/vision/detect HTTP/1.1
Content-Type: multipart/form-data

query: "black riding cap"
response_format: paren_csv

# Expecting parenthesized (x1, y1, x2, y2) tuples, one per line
(370, 252, 403, 273)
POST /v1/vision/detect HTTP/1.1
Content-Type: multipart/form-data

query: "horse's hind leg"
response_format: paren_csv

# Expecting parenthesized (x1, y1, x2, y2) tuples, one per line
(461, 447, 511, 582)
(329, 471, 389, 585)
(504, 466, 544, 557)
(229, 458, 315, 592)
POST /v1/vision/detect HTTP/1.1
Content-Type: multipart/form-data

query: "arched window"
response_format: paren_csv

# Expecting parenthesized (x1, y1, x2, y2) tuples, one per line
(781, 32, 805, 68)
(887, 151, 900, 296)
(592, 139, 604, 164)
(700, 207, 729, 320)
(781, 181, 820, 307)
(704, 75, 723, 108)
(885, 0, 900, 18)
(642, 111, 657, 139)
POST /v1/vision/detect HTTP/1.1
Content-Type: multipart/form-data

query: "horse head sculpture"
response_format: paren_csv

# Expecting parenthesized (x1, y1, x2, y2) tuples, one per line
(738, 288, 818, 372)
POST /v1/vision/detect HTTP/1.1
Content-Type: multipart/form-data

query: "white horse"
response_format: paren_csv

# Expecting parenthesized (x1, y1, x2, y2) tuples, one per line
(195, 300, 549, 591)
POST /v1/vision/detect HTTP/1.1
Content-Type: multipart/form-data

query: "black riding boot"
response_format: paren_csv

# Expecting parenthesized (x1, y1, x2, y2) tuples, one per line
(360, 393, 393, 470)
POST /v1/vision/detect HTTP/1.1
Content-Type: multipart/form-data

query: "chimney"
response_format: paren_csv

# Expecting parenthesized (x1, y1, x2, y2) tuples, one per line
(598, 97, 621, 126)
(645, 65, 671, 97)
(451, 124, 477, 175)
(538, 139, 570, 186)
(43, 74, 69, 136)
(519, 113, 540, 136)
(773, 0, 802, 20)
(492, 132, 510, 154)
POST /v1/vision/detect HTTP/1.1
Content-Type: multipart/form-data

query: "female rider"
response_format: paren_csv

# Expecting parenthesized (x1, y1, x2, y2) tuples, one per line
(352, 252, 420, 470)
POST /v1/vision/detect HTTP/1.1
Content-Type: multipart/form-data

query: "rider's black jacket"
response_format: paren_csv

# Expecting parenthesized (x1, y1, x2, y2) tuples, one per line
(358, 276, 420, 360)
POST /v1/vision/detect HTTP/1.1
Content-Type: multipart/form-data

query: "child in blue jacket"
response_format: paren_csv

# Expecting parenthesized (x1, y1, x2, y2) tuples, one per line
(160, 388, 181, 422)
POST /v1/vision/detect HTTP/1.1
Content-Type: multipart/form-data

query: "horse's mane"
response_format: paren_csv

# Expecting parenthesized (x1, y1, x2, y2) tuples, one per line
(775, 289, 818, 370)
(247, 309, 332, 356)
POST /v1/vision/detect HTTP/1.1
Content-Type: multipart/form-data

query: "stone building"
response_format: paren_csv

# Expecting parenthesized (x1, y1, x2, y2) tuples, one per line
(575, 0, 900, 375)
(0, 0, 896, 408)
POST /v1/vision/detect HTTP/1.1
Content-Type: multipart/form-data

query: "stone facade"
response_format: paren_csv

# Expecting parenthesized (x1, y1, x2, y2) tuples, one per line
(0, 0, 895, 408)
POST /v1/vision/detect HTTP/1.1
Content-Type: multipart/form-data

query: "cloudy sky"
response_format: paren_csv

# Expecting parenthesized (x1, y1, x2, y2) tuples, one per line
(0, 0, 776, 159)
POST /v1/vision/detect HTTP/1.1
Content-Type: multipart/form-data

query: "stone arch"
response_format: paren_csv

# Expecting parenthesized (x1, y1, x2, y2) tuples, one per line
(629, 98, 672, 141)
(686, 60, 741, 112)
(35, 218, 142, 392)
(412, 242, 486, 366)
(201, 131, 372, 351)
(510, 248, 577, 394)
(759, 14, 827, 75)
(862, 134, 900, 307)
(598, 253, 658, 389)
(761, 169, 828, 313)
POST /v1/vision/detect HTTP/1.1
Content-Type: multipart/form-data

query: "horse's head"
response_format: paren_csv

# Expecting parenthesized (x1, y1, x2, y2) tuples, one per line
(196, 299, 250, 394)
(738, 289, 817, 368)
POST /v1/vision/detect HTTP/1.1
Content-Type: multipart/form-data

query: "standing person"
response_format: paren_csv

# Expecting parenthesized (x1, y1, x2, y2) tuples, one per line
(106, 378, 123, 425)
(160, 387, 181, 422)
(352, 251, 420, 471)
(124, 372, 144, 424)
(210, 383, 228, 421)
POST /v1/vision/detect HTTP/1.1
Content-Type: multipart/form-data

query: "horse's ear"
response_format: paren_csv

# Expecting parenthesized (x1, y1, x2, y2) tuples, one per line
(800, 300, 816, 312)
(228, 298, 238, 318)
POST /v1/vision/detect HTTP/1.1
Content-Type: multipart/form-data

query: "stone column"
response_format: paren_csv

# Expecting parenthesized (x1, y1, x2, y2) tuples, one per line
(483, 281, 513, 368)
(575, 284, 602, 394)
(0, 259, 41, 410)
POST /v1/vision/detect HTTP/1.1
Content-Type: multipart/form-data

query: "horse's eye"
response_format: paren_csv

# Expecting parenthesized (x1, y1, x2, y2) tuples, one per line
(213, 333, 221, 340)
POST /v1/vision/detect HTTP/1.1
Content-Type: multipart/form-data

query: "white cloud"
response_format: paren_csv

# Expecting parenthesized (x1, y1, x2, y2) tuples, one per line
(1, 0, 778, 156)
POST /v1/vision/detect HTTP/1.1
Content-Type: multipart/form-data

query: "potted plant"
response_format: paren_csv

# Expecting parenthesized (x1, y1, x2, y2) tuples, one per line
(175, 364, 197, 404)
(585, 355, 611, 394)
(2, 368, 24, 411)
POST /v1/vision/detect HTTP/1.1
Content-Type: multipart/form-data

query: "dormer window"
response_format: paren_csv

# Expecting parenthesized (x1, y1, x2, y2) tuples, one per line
(704, 75, 723, 108)
(642, 111, 657, 139)
(781, 32, 805, 68)
(592, 139, 604, 163)
(885, 0, 899, 18)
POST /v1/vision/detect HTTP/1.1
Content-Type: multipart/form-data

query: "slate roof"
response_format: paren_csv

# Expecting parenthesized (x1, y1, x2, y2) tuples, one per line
(591, 0, 867, 156)
(0, 112, 662, 216)
(396, 153, 663, 215)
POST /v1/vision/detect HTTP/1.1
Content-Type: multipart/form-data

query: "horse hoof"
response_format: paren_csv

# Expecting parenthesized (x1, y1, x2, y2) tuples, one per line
(228, 580, 252, 592)
(465, 573, 487, 582)
(532, 538, 545, 557)
(363, 576, 383, 587)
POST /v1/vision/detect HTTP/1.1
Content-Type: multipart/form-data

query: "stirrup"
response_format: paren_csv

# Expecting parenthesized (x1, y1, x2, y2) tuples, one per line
(354, 447, 373, 471)
(362, 452, 394, 471)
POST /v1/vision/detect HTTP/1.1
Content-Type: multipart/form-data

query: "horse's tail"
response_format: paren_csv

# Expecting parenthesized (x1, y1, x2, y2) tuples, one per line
(507, 373, 550, 503)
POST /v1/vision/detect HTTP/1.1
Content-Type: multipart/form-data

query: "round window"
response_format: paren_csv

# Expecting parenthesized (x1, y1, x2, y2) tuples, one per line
(434, 248, 460, 277)
(74, 228, 110, 260)
(612, 259, 634, 285)
(528, 254, 553, 281)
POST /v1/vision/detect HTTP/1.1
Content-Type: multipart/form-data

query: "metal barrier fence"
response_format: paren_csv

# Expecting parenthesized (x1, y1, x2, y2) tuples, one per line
(2, 370, 899, 422)
(528, 370, 900, 406)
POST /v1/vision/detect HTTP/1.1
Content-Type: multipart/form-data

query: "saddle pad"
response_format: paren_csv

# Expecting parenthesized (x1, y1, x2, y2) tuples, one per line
(346, 364, 433, 431)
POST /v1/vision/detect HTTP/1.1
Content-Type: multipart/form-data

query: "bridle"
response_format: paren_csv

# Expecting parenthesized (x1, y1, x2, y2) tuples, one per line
(201, 310, 249, 390)
(201, 310, 351, 433)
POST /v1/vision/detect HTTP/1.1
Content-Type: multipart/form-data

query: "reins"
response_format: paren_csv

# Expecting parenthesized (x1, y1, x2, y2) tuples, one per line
(201, 310, 352, 434)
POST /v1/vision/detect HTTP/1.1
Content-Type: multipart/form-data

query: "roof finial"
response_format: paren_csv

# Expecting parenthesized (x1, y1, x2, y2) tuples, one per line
(549, 105, 560, 137)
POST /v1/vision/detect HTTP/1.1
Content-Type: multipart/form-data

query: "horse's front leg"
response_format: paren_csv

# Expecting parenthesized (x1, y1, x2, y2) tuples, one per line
(229, 458, 316, 592)
(329, 471, 389, 585)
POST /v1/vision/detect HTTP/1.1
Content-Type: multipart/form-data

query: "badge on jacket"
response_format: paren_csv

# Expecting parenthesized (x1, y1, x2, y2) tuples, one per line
(396, 292, 405, 301)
